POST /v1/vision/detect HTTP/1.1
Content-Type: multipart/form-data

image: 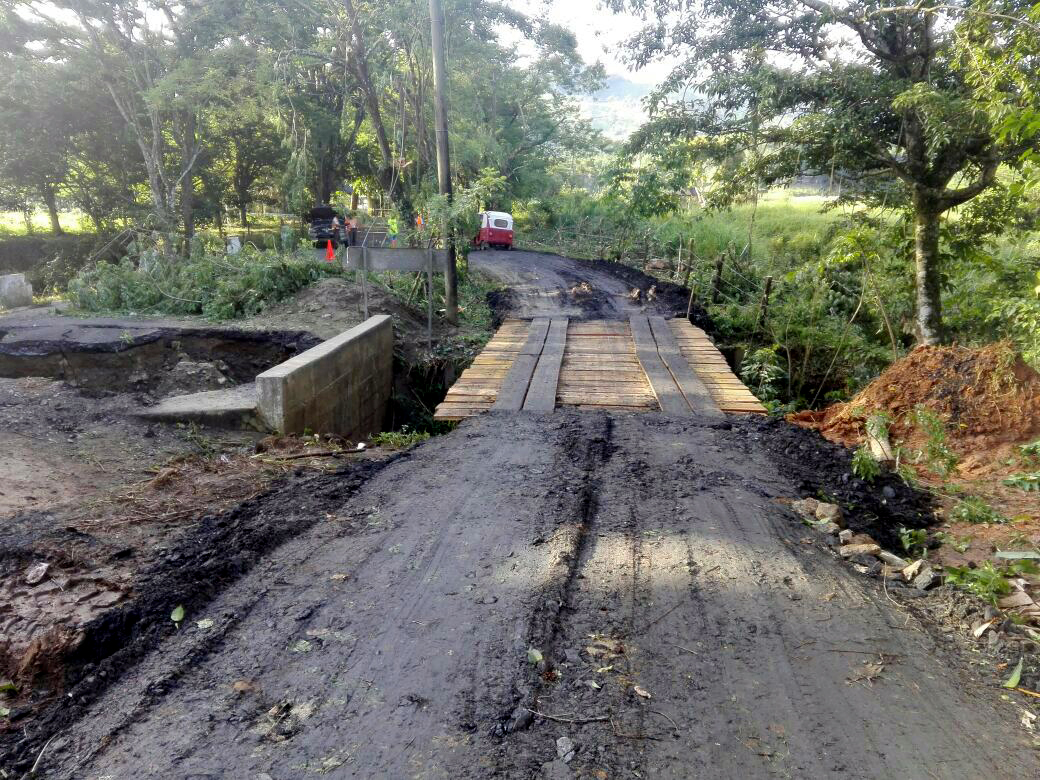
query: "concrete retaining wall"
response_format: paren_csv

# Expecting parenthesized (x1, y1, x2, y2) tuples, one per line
(256, 315, 393, 438)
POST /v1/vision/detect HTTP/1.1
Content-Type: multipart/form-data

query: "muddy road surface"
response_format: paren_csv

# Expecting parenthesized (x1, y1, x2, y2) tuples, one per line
(28, 411, 1036, 778)
(471, 250, 679, 319)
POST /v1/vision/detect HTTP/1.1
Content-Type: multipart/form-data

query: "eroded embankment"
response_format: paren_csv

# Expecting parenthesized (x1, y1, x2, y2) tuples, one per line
(0, 457, 395, 773)
(0, 323, 319, 396)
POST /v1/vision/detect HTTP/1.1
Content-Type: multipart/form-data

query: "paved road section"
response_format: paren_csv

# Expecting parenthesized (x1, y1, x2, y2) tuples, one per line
(40, 412, 1037, 778)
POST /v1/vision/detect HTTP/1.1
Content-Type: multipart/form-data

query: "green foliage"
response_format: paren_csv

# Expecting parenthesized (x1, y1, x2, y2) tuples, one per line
(946, 560, 1040, 605)
(68, 245, 340, 320)
(945, 562, 1013, 604)
(910, 406, 959, 477)
(950, 496, 1009, 525)
(1003, 473, 1040, 492)
(1020, 440, 1040, 458)
(371, 426, 431, 449)
(851, 445, 882, 483)
(739, 347, 786, 403)
(899, 527, 929, 558)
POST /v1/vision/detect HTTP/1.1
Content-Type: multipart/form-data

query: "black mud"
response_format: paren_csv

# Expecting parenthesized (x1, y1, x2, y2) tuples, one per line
(577, 257, 715, 333)
(734, 415, 935, 549)
(0, 322, 319, 395)
(0, 458, 394, 773)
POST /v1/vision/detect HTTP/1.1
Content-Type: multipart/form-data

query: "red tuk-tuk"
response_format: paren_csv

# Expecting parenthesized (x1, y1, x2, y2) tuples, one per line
(473, 210, 514, 250)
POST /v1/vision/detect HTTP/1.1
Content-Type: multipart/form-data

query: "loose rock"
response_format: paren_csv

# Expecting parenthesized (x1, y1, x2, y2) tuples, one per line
(878, 551, 908, 568)
(24, 562, 50, 585)
(815, 502, 844, 527)
(902, 559, 925, 582)
(556, 736, 576, 763)
(912, 566, 937, 591)
(792, 498, 820, 522)
(839, 543, 881, 559)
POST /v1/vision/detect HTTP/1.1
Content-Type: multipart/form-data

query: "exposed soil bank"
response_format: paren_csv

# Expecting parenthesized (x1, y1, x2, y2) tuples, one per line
(0, 456, 395, 772)
(0, 318, 318, 395)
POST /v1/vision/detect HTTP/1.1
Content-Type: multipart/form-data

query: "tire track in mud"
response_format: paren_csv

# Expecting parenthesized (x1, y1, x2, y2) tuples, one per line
(496, 414, 616, 737)
(492, 415, 1038, 779)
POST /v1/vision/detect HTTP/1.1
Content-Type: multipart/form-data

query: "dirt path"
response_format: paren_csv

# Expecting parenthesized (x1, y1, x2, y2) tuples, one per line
(471, 250, 677, 319)
(6, 251, 1038, 777)
(31, 411, 1036, 778)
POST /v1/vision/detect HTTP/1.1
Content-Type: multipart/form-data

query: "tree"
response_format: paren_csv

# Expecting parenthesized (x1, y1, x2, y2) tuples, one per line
(611, 0, 1040, 344)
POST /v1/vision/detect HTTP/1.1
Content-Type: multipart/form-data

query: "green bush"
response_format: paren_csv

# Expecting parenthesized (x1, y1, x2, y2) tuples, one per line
(68, 245, 341, 320)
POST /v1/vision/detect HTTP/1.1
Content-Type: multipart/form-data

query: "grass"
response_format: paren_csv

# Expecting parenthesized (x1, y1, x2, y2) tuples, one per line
(370, 427, 431, 449)
(950, 496, 1010, 524)
(0, 209, 91, 235)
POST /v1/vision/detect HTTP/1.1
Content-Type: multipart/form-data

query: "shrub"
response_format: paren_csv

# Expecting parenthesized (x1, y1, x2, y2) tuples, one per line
(68, 246, 341, 320)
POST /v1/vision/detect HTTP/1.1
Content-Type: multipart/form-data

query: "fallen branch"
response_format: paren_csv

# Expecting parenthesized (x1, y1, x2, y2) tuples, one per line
(649, 708, 681, 733)
(524, 708, 610, 725)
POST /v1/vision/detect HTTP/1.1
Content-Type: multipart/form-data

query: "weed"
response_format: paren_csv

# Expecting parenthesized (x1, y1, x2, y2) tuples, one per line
(177, 422, 218, 457)
(1003, 472, 1040, 492)
(1018, 440, 1040, 458)
(934, 531, 972, 553)
(910, 406, 958, 477)
(945, 562, 1013, 604)
(948, 559, 1040, 605)
(899, 526, 929, 558)
(950, 496, 1009, 524)
(371, 426, 431, 449)
(851, 444, 881, 482)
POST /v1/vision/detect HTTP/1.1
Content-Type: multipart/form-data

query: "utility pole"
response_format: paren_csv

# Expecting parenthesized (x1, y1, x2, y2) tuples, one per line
(429, 0, 458, 324)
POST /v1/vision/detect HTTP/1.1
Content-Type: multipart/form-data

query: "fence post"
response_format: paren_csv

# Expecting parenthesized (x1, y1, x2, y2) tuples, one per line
(361, 247, 370, 319)
(756, 275, 774, 332)
(426, 250, 434, 350)
(711, 253, 725, 304)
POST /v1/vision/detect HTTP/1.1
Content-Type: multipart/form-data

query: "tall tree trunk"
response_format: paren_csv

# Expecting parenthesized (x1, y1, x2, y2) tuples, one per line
(912, 189, 944, 345)
(239, 201, 248, 228)
(343, 0, 399, 204)
(41, 185, 64, 235)
(179, 109, 197, 252)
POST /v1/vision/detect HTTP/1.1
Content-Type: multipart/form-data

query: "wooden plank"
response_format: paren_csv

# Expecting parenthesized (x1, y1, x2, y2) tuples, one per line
(493, 318, 550, 411)
(629, 316, 690, 415)
(523, 318, 568, 412)
(648, 317, 722, 418)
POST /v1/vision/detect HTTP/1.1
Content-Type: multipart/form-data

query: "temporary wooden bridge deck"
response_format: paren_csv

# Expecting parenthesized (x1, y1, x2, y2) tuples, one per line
(434, 317, 766, 421)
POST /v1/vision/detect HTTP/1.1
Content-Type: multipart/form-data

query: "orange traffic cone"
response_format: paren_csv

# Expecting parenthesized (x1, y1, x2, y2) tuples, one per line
(325, 239, 335, 262)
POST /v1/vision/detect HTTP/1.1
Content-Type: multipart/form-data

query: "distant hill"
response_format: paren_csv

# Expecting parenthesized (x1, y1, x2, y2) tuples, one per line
(579, 75, 652, 140)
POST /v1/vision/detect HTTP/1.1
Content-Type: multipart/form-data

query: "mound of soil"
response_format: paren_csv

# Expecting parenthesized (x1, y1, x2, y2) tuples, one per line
(243, 277, 437, 358)
(735, 415, 935, 550)
(792, 343, 1040, 472)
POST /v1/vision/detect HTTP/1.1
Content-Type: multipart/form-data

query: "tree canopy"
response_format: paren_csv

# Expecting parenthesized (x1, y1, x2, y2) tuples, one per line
(610, 0, 1040, 343)
(0, 0, 604, 245)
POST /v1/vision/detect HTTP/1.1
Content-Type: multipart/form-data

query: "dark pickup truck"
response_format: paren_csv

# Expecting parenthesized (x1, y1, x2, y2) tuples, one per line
(305, 205, 348, 248)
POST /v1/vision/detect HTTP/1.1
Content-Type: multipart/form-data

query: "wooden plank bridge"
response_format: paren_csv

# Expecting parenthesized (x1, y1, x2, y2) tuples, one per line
(434, 317, 766, 421)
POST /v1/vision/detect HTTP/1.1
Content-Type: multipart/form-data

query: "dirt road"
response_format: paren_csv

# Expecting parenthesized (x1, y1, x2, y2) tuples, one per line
(471, 250, 679, 319)
(33, 411, 1036, 778)
(9, 251, 1039, 777)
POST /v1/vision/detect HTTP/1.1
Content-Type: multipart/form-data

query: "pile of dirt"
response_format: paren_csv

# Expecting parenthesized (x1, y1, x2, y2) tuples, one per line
(734, 415, 936, 551)
(794, 343, 1040, 458)
(243, 277, 443, 360)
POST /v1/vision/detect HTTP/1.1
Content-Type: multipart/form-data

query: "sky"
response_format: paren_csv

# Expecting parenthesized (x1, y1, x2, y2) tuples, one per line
(505, 0, 676, 86)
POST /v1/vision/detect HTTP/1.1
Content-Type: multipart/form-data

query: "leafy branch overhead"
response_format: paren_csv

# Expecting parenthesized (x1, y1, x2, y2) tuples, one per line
(609, 0, 1040, 345)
